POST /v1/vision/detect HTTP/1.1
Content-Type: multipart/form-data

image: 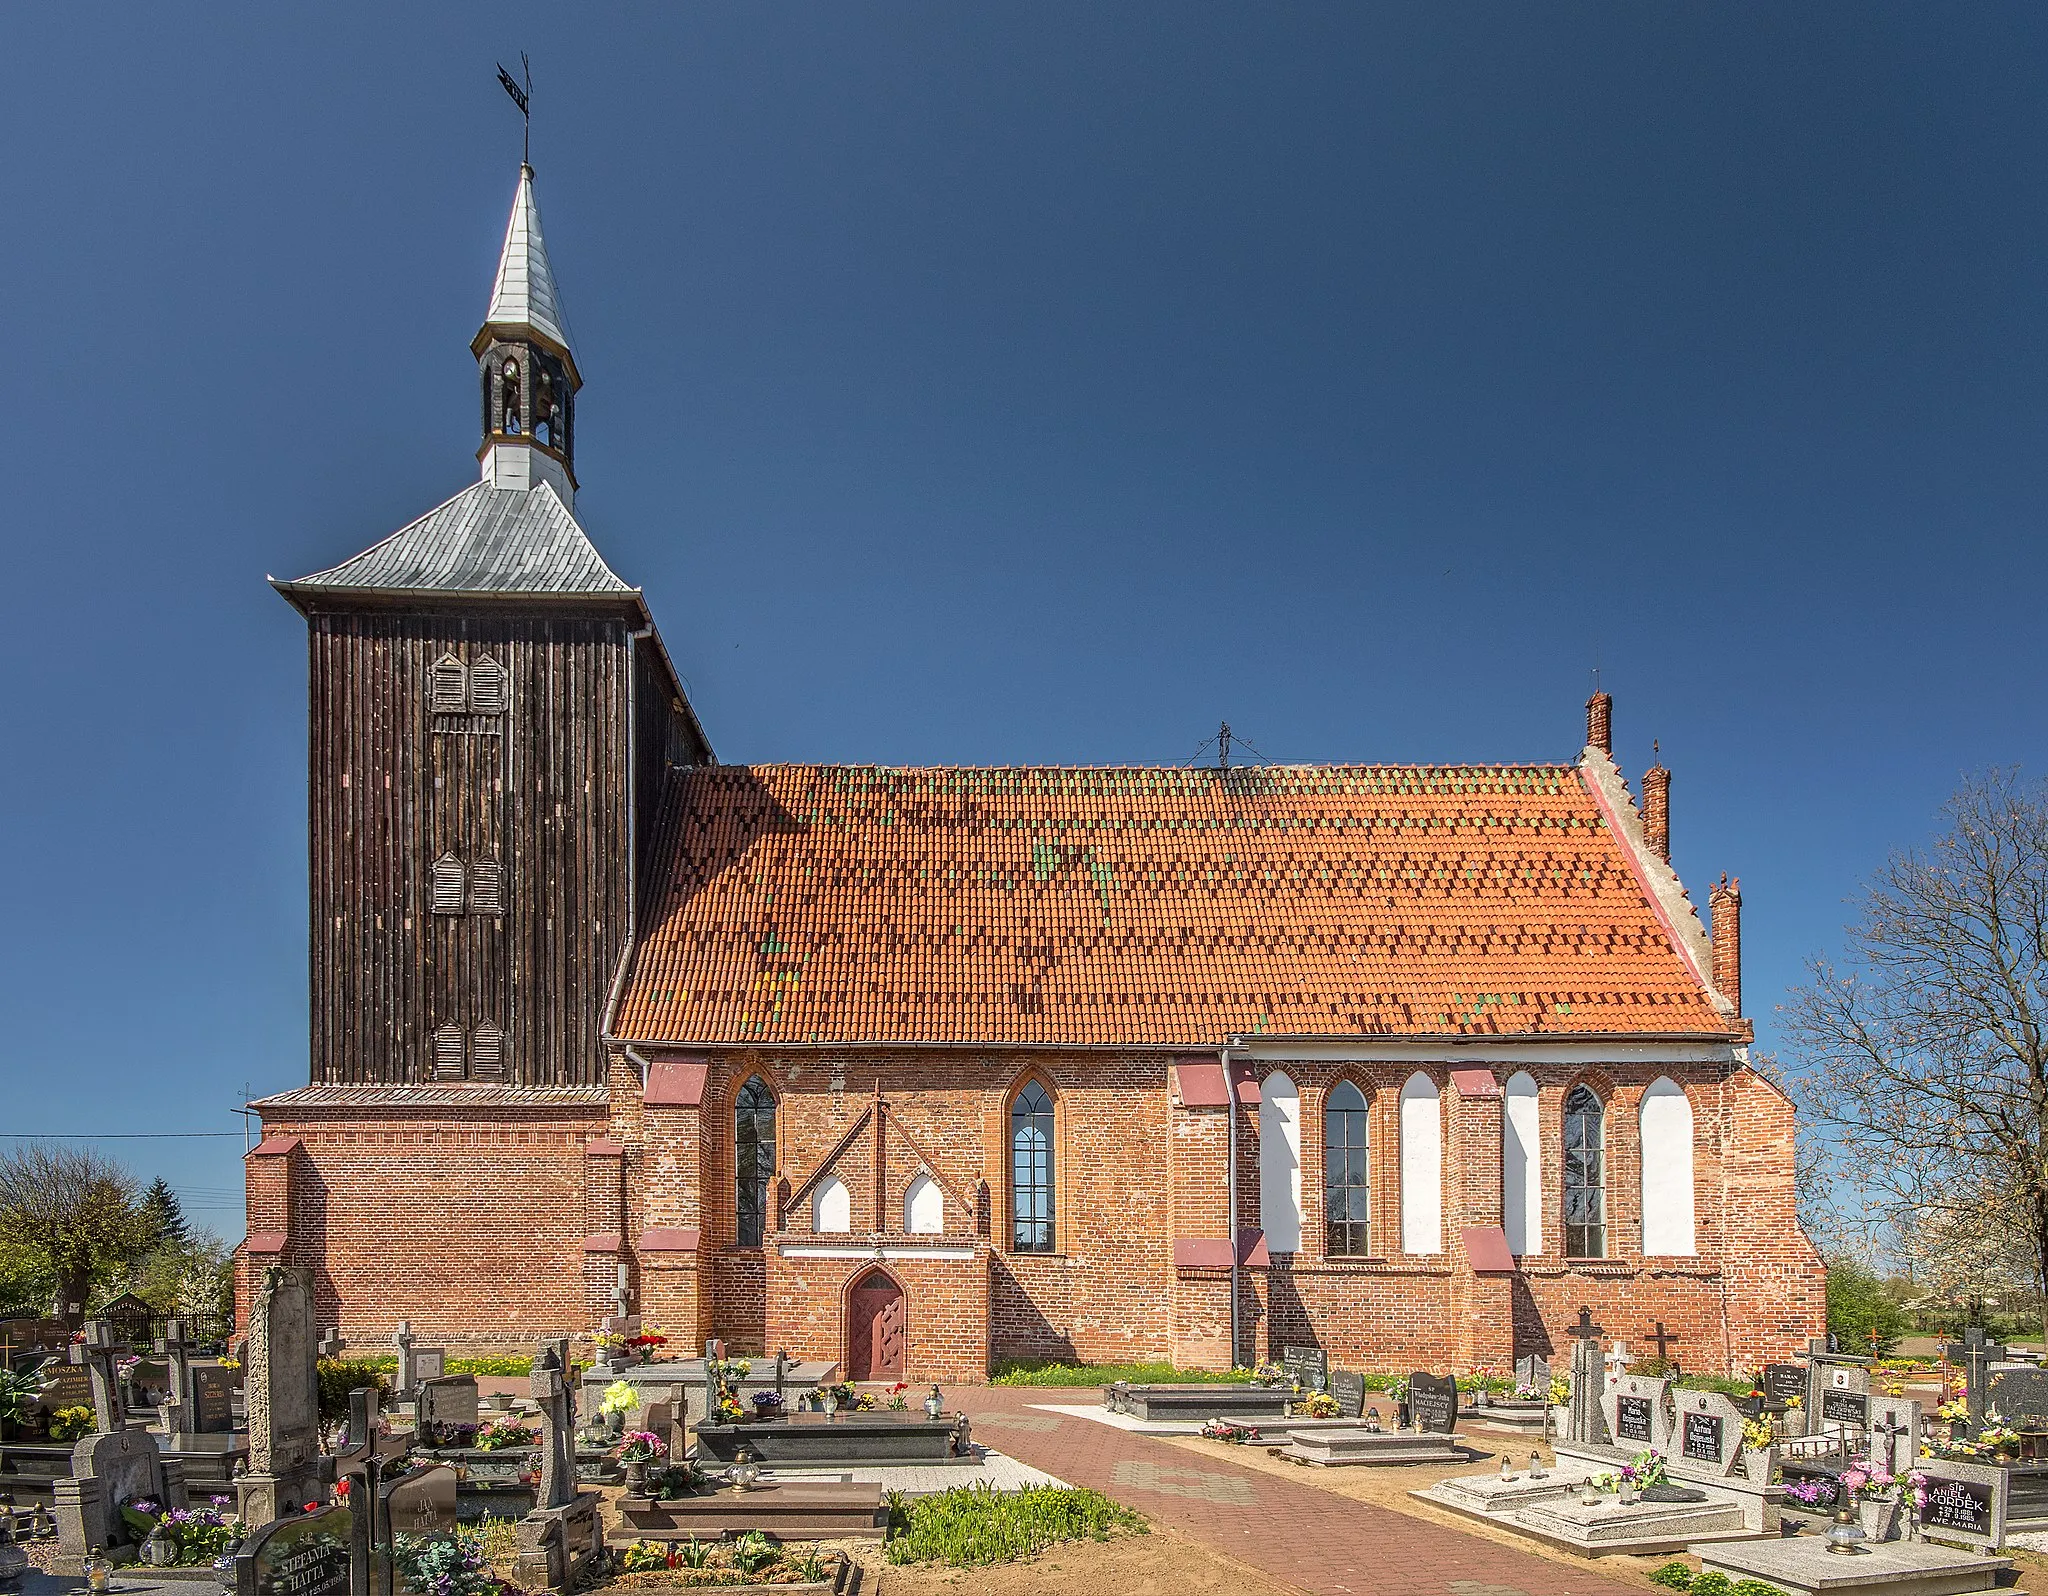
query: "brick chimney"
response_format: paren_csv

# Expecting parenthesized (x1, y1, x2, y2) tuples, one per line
(1642, 744, 1670, 861)
(1710, 874, 1741, 1015)
(1586, 691, 1612, 755)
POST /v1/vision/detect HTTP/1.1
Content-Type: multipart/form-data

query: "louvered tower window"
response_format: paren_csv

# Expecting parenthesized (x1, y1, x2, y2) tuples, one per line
(468, 655, 508, 716)
(432, 1025, 467, 1080)
(468, 859, 505, 915)
(430, 655, 468, 714)
(470, 1023, 505, 1080)
(431, 855, 466, 915)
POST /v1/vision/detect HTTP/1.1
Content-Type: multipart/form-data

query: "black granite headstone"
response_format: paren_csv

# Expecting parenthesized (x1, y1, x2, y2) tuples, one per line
(1924, 1476, 1994, 1539)
(1682, 1410, 1724, 1464)
(1988, 1368, 2048, 1426)
(1408, 1372, 1458, 1434)
(191, 1364, 238, 1433)
(234, 1503, 354, 1596)
(1329, 1370, 1366, 1421)
(1615, 1394, 1655, 1445)
(1821, 1388, 1869, 1428)
(1282, 1345, 1328, 1392)
(1762, 1363, 1806, 1406)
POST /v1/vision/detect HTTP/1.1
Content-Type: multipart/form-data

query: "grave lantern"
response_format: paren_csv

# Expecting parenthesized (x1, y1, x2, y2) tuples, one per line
(923, 1385, 944, 1421)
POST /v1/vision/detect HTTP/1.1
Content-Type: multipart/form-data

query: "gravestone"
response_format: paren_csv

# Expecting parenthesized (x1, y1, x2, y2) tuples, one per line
(1672, 1389, 1745, 1477)
(380, 1463, 457, 1541)
(154, 1319, 197, 1434)
(51, 1428, 189, 1572)
(1514, 1353, 1550, 1391)
(1282, 1345, 1328, 1393)
(411, 1348, 447, 1386)
(235, 1502, 356, 1596)
(516, 1339, 602, 1592)
(70, 1320, 129, 1432)
(1407, 1372, 1459, 1434)
(392, 1322, 416, 1398)
(1329, 1370, 1367, 1421)
(1761, 1362, 1805, 1408)
(191, 1365, 240, 1434)
(1565, 1308, 1609, 1447)
(1816, 1363, 1871, 1445)
(36, 1360, 93, 1425)
(1942, 1328, 2007, 1435)
(1986, 1366, 2048, 1430)
(1868, 1395, 1922, 1478)
(1917, 1457, 2008, 1553)
(238, 1265, 324, 1530)
(1603, 1372, 1671, 1452)
(414, 1377, 479, 1445)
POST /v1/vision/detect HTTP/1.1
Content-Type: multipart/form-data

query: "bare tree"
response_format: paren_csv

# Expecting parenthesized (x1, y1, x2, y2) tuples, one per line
(0, 1146, 150, 1327)
(1786, 769, 2048, 1346)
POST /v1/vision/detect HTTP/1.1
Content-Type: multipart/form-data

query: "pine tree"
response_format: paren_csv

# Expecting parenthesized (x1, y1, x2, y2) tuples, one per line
(138, 1179, 189, 1250)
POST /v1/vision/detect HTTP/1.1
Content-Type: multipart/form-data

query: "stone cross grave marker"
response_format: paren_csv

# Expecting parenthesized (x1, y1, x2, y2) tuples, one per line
(392, 1322, 415, 1397)
(1644, 1321, 1681, 1370)
(318, 1328, 345, 1360)
(1329, 1369, 1367, 1420)
(70, 1320, 128, 1432)
(155, 1317, 196, 1432)
(529, 1341, 575, 1511)
(1869, 1395, 1922, 1478)
(1917, 1456, 2008, 1553)
(1407, 1372, 1459, 1434)
(329, 1388, 385, 1596)
(1673, 1388, 1745, 1477)
(52, 1427, 189, 1571)
(233, 1500, 356, 1596)
(239, 1264, 324, 1530)
(1603, 1340, 1632, 1387)
(1603, 1372, 1672, 1453)
(1283, 1344, 1329, 1393)
(1941, 1328, 2006, 1434)
(1566, 1306, 1608, 1447)
(415, 1376, 479, 1446)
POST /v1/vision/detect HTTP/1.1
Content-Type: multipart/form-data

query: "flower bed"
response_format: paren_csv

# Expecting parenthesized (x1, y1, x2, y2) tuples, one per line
(883, 1483, 1145, 1568)
(606, 1533, 842, 1589)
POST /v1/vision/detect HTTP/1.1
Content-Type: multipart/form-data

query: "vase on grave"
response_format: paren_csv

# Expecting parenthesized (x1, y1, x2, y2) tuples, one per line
(1743, 1446, 1774, 1486)
(622, 1457, 647, 1497)
(1857, 1493, 1901, 1542)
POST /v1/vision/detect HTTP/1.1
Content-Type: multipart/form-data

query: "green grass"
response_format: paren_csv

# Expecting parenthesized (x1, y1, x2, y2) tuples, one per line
(990, 1359, 1251, 1387)
(884, 1484, 1146, 1567)
(315, 1354, 561, 1378)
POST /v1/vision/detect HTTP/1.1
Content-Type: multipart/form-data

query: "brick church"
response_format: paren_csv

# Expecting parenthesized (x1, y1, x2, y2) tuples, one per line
(242, 164, 1824, 1380)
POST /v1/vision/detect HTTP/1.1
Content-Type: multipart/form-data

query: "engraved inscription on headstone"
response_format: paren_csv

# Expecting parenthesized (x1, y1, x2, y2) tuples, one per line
(380, 1464, 457, 1542)
(1821, 1388, 1869, 1428)
(1329, 1370, 1366, 1421)
(234, 1502, 354, 1596)
(192, 1365, 238, 1433)
(412, 1348, 447, 1384)
(1282, 1345, 1328, 1392)
(1615, 1395, 1654, 1445)
(1762, 1363, 1806, 1406)
(1407, 1372, 1458, 1434)
(1682, 1410, 1723, 1463)
(37, 1363, 91, 1416)
(1926, 1477, 1993, 1537)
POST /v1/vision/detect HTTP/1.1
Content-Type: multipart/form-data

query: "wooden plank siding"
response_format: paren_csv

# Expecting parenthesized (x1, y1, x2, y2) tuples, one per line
(306, 608, 638, 1086)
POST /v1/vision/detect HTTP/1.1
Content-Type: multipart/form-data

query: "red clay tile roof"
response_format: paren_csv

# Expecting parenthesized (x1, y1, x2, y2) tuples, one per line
(614, 763, 1733, 1047)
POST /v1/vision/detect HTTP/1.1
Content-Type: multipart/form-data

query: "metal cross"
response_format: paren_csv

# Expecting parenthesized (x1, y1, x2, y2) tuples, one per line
(1570, 1306, 1606, 1345)
(1646, 1321, 1680, 1363)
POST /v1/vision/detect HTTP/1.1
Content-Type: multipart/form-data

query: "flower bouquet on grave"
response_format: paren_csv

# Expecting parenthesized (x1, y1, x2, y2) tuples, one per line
(884, 1382, 910, 1412)
(626, 1331, 668, 1364)
(1979, 1423, 2023, 1462)
(716, 1394, 748, 1425)
(1621, 1449, 1670, 1491)
(1294, 1392, 1341, 1419)
(1783, 1477, 1841, 1513)
(1248, 1362, 1287, 1389)
(750, 1390, 786, 1419)
(617, 1429, 668, 1464)
(1201, 1419, 1259, 1444)
(472, 1419, 539, 1451)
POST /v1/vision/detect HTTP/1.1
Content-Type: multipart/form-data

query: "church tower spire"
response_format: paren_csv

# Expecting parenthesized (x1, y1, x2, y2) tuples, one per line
(473, 164, 581, 506)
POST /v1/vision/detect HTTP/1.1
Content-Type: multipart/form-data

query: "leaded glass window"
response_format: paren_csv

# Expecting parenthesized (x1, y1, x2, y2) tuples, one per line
(735, 1076, 776, 1247)
(1564, 1085, 1606, 1259)
(1010, 1082, 1054, 1253)
(1324, 1081, 1370, 1255)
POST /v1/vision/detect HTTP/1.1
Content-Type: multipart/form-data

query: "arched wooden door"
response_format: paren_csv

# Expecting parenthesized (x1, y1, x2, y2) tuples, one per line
(846, 1269, 907, 1380)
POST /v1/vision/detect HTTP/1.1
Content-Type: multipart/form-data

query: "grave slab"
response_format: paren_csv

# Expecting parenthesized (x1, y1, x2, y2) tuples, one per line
(614, 1482, 885, 1540)
(1103, 1384, 1293, 1423)
(1694, 1534, 2019, 1596)
(1517, 1492, 1747, 1551)
(693, 1412, 969, 1468)
(1277, 1428, 1464, 1467)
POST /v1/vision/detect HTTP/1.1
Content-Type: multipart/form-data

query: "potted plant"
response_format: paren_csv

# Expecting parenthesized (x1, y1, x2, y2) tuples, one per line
(592, 1330, 628, 1374)
(749, 1390, 785, 1421)
(617, 1428, 667, 1497)
(1547, 1372, 1571, 1436)
(1295, 1391, 1340, 1419)
(626, 1331, 669, 1365)
(1740, 1415, 1777, 1485)
(1840, 1458, 1901, 1541)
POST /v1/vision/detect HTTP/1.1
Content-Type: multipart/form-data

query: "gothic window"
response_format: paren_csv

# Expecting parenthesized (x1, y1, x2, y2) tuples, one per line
(1258, 1071, 1301, 1253)
(1009, 1081, 1055, 1253)
(735, 1076, 776, 1248)
(1564, 1085, 1607, 1259)
(469, 1023, 505, 1080)
(904, 1173, 943, 1235)
(1323, 1081, 1370, 1256)
(432, 1025, 466, 1080)
(534, 372, 554, 446)
(501, 359, 522, 434)
(468, 655, 508, 716)
(468, 859, 505, 915)
(431, 655, 468, 715)
(812, 1175, 850, 1234)
(430, 855, 466, 915)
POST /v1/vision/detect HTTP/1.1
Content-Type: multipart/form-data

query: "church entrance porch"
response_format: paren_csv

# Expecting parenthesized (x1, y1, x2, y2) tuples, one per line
(847, 1269, 907, 1379)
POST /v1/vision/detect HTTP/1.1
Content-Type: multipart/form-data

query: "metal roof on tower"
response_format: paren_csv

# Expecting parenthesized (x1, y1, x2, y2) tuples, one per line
(473, 163, 578, 382)
(273, 480, 632, 600)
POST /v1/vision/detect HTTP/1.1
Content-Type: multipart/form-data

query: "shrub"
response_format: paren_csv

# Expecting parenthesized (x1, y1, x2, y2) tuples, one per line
(885, 1483, 1146, 1567)
(1826, 1260, 1907, 1357)
(391, 1531, 496, 1596)
(1649, 1561, 1694, 1589)
(1690, 1574, 1733, 1596)
(315, 1358, 390, 1421)
(1732, 1580, 1790, 1596)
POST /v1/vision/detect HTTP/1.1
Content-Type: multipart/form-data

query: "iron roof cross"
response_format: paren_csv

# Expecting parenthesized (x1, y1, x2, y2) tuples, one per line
(1570, 1306, 1605, 1345)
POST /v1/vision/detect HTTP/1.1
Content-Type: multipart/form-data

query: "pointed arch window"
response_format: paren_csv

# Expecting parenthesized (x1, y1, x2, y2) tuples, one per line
(1324, 1081, 1370, 1256)
(430, 855, 466, 915)
(467, 655, 508, 716)
(735, 1076, 776, 1248)
(430, 655, 469, 715)
(1010, 1081, 1055, 1253)
(1564, 1085, 1607, 1259)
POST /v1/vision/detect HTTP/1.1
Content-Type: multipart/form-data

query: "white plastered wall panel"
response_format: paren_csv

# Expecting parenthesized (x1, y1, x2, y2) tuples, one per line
(1400, 1072, 1443, 1255)
(1503, 1070, 1542, 1255)
(1639, 1076, 1696, 1255)
(813, 1175, 851, 1234)
(1259, 1071, 1302, 1253)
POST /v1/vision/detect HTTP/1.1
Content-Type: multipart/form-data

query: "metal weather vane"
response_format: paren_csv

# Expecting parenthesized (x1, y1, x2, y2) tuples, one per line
(497, 53, 532, 165)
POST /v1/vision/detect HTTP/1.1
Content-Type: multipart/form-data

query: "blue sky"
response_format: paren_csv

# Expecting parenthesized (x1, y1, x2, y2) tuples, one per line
(3, 5, 2043, 1238)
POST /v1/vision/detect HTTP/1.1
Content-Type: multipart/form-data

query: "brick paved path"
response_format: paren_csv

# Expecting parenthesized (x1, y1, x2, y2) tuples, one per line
(956, 1386, 1642, 1596)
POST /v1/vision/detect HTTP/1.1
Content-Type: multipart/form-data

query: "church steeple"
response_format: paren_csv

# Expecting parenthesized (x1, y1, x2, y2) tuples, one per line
(473, 164, 581, 505)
